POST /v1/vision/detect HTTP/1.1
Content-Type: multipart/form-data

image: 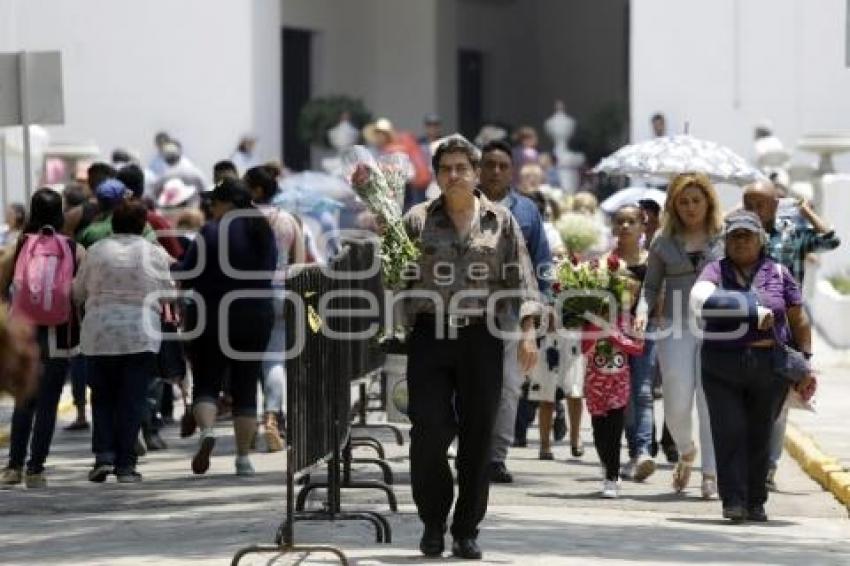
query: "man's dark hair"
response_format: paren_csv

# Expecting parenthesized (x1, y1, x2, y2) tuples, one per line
(111, 148, 132, 164)
(117, 164, 145, 199)
(213, 160, 238, 183)
(243, 166, 279, 204)
(154, 131, 170, 146)
(480, 139, 513, 162)
(432, 137, 481, 172)
(87, 162, 117, 192)
(111, 199, 148, 235)
(651, 113, 665, 122)
(638, 199, 661, 216)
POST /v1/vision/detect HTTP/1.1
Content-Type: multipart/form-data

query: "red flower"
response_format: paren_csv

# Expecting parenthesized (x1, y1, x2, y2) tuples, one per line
(569, 252, 579, 266)
(607, 253, 621, 272)
(552, 282, 562, 294)
(351, 163, 371, 188)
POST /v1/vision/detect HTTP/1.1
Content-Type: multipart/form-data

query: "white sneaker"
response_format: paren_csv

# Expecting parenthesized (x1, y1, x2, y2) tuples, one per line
(235, 456, 255, 477)
(634, 455, 656, 482)
(701, 475, 718, 500)
(621, 459, 637, 480)
(601, 479, 620, 498)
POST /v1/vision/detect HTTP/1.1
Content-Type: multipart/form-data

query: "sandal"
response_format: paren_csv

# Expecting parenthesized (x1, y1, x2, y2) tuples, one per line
(571, 443, 585, 458)
(539, 450, 554, 461)
(672, 448, 697, 493)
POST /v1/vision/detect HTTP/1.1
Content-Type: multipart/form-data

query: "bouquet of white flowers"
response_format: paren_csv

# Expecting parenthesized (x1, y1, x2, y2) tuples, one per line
(344, 146, 420, 289)
(555, 212, 602, 256)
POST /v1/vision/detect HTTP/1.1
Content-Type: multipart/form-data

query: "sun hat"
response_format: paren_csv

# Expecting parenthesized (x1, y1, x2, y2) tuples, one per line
(157, 177, 197, 208)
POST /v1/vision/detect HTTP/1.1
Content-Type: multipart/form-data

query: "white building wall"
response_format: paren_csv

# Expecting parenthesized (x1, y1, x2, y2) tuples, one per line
(281, 0, 442, 135)
(631, 0, 850, 171)
(0, 0, 280, 203)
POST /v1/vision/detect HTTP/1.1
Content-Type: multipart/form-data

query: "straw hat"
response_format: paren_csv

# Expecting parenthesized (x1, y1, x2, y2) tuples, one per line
(363, 118, 395, 145)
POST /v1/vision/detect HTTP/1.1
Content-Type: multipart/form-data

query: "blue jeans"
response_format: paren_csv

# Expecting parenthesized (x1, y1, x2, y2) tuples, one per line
(7, 329, 70, 474)
(626, 332, 657, 459)
(87, 353, 154, 471)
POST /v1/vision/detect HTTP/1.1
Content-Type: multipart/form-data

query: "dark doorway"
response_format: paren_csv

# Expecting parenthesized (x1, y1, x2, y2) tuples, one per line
(282, 27, 312, 171)
(457, 49, 484, 140)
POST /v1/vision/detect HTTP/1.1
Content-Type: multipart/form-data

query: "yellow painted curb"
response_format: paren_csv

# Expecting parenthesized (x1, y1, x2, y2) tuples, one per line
(0, 397, 77, 449)
(828, 472, 850, 506)
(785, 422, 850, 511)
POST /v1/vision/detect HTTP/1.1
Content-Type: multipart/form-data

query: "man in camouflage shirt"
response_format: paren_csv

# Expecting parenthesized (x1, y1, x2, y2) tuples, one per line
(401, 136, 541, 560)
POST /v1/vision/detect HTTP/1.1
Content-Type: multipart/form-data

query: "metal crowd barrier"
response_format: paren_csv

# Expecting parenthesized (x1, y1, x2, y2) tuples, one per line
(232, 237, 394, 566)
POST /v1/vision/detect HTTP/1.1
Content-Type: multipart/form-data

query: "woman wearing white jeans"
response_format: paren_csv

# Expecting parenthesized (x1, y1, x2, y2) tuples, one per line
(246, 166, 305, 452)
(636, 173, 725, 499)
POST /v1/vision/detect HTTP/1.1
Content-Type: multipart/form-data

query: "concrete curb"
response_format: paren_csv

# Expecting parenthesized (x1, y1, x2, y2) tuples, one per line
(785, 422, 850, 509)
(0, 397, 77, 449)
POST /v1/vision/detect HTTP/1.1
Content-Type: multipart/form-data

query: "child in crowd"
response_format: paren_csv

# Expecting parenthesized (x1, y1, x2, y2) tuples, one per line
(582, 264, 643, 498)
(527, 309, 585, 460)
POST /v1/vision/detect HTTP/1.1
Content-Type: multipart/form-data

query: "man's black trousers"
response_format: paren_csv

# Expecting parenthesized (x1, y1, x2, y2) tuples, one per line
(407, 319, 504, 540)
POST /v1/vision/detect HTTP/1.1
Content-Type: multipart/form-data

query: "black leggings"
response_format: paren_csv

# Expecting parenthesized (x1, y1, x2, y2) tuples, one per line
(592, 407, 625, 481)
(188, 301, 273, 417)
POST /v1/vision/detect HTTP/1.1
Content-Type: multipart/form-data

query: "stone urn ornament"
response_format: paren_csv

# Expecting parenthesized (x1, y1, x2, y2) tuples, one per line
(545, 100, 585, 191)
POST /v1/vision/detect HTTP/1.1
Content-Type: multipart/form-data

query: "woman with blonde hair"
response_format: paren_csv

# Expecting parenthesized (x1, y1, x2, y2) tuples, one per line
(635, 172, 724, 498)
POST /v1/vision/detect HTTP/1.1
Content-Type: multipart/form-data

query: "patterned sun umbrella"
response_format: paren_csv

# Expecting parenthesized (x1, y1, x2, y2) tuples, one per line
(594, 134, 765, 185)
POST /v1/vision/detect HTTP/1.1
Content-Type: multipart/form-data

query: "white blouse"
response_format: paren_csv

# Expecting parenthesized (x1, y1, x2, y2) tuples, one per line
(73, 235, 174, 356)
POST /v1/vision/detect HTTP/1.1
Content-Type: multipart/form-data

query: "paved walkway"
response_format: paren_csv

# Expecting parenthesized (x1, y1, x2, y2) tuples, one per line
(791, 331, 850, 471)
(1, 398, 849, 565)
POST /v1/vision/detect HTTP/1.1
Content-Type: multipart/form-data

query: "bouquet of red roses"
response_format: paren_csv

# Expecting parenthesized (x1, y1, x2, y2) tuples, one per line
(552, 253, 632, 328)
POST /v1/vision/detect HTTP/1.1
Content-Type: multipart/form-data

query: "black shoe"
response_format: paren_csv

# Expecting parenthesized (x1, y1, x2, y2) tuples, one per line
(570, 444, 584, 458)
(722, 505, 747, 523)
(489, 461, 513, 483)
(419, 524, 445, 557)
(662, 445, 679, 464)
(143, 431, 167, 451)
(191, 435, 216, 475)
(512, 437, 527, 448)
(116, 469, 143, 484)
(64, 420, 90, 431)
(747, 505, 768, 522)
(539, 450, 554, 461)
(452, 538, 482, 560)
(88, 463, 112, 483)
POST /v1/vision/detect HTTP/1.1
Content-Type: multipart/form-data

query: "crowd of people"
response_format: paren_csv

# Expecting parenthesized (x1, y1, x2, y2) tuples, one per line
(0, 131, 311, 485)
(0, 112, 839, 561)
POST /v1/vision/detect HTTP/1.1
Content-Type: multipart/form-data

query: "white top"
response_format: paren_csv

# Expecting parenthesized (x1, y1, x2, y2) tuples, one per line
(73, 235, 174, 356)
(543, 221, 565, 255)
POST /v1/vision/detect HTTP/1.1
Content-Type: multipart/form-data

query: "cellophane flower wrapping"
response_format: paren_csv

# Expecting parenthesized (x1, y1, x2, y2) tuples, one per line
(343, 146, 421, 289)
